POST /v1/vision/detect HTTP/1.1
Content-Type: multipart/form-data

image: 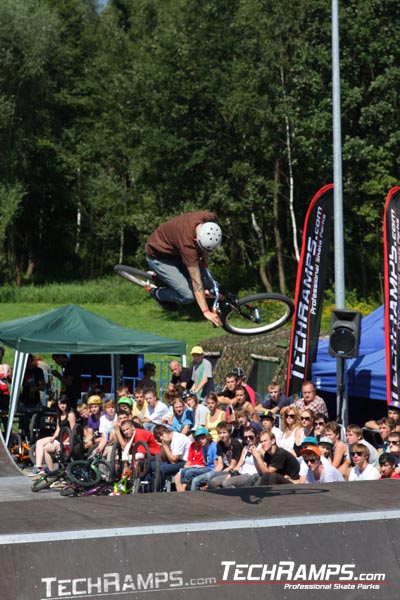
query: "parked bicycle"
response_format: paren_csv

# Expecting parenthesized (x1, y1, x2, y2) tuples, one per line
(114, 264, 294, 336)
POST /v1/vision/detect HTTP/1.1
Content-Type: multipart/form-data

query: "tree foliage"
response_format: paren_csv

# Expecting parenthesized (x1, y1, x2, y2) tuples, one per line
(0, 0, 399, 300)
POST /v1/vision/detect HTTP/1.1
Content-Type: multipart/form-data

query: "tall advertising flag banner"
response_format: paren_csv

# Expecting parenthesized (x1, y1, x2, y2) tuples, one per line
(383, 186, 400, 407)
(286, 184, 334, 397)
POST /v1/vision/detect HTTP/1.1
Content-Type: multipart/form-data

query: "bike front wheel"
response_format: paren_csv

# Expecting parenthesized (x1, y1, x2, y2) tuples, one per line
(114, 265, 157, 289)
(221, 293, 294, 336)
(66, 461, 101, 488)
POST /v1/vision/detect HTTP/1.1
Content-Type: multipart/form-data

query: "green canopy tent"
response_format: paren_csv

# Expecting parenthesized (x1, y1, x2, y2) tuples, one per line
(0, 304, 186, 443)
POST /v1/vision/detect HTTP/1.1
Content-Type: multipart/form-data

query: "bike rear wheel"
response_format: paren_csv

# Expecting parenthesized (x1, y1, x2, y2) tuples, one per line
(114, 265, 157, 289)
(221, 293, 294, 335)
(31, 468, 64, 492)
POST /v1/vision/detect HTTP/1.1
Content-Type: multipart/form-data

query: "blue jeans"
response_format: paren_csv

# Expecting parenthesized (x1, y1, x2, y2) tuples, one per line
(191, 469, 221, 491)
(146, 255, 211, 304)
(180, 466, 211, 485)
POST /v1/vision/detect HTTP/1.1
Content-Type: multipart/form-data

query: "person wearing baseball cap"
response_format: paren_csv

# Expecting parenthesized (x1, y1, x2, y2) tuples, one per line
(301, 445, 344, 483)
(174, 427, 217, 492)
(259, 410, 283, 445)
(189, 346, 214, 402)
(232, 366, 256, 406)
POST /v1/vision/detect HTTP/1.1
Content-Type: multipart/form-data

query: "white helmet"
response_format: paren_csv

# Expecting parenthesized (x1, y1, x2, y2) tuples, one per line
(196, 222, 222, 252)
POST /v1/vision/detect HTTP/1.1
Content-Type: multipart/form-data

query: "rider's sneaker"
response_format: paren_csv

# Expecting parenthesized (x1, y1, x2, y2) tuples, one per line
(149, 288, 178, 312)
(28, 466, 45, 477)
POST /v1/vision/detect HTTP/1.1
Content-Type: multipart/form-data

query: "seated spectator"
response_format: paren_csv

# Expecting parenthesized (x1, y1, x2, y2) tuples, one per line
(293, 408, 315, 456)
(279, 406, 303, 455)
(174, 427, 217, 491)
(217, 372, 238, 405)
(348, 444, 380, 481)
(261, 382, 290, 414)
(205, 392, 227, 442)
(325, 421, 351, 477)
(387, 432, 400, 467)
(232, 366, 256, 406)
(208, 427, 259, 489)
(313, 413, 328, 440)
(86, 395, 103, 437)
(119, 419, 161, 463)
(19, 354, 45, 438)
(365, 404, 400, 433)
(298, 436, 332, 483)
(192, 421, 243, 490)
(169, 398, 193, 435)
(346, 424, 379, 468)
(132, 387, 148, 423)
(233, 386, 255, 418)
(97, 399, 117, 454)
(76, 403, 89, 427)
(294, 380, 329, 419)
(379, 452, 400, 479)
(377, 417, 397, 453)
(137, 362, 157, 391)
(109, 411, 130, 450)
(153, 424, 192, 488)
(30, 396, 76, 476)
(232, 409, 261, 444)
(318, 436, 334, 463)
(142, 389, 169, 431)
(0, 346, 12, 432)
(258, 410, 283, 445)
(253, 431, 300, 485)
(182, 389, 209, 429)
(301, 444, 344, 483)
(117, 396, 134, 418)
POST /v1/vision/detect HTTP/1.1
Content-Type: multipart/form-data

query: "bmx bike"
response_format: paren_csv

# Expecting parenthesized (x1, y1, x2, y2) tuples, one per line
(114, 264, 294, 336)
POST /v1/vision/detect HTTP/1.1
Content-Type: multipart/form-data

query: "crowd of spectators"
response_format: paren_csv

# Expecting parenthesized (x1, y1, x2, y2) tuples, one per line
(7, 344, 400, 489)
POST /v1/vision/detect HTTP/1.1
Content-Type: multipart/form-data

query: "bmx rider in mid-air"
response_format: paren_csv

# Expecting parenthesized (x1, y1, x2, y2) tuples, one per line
(145, 210, 222, 328)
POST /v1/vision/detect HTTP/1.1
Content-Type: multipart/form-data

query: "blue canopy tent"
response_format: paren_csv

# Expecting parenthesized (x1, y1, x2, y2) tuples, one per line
(312, 306, 386, 401)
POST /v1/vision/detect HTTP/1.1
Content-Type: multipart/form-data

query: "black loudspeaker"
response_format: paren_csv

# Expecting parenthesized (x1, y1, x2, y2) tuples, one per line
(328, 309, 362, 358)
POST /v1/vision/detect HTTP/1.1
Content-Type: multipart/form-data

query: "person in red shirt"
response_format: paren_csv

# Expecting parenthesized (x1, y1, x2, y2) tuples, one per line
(119, 419, 161, 469)
(379, 453, 400, 479)
(145, 211, 222, 326)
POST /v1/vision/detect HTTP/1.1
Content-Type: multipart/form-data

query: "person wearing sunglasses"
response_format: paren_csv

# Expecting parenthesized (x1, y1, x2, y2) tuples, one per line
(325, 421, 351, 478)
(301, 445, 344, 483)
(208, 427, 259, 489)
(279, 406, 303, 455)
(313, 413, 327, 440)
(348, 444, 380, 481)
(386, 432, 400, 469)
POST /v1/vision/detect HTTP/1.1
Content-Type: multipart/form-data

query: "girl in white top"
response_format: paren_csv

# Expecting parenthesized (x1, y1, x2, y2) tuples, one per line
(279, 406, 303, 455)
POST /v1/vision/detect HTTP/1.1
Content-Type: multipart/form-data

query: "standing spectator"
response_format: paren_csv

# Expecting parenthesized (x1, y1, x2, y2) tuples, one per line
(51, 354, 81, 409)
(301, 444, 344, 483)
(294, 380, 329, 419)
(137, 362, 157, 391)
(142, 389, 169, 431)
(182, 389, 209, 429)
(0, 346, 12, 432)
(348, 444, 380, 481)
(168, 360, 192, 392)
(232, 367, 256, 407)
(262, 382, 290, 414)
(189, 346, 214, 401)
(19, 354, 45, 439)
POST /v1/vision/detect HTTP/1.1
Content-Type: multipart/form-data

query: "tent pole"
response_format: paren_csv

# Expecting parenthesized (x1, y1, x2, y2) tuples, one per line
(6, 351, 28, 445)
